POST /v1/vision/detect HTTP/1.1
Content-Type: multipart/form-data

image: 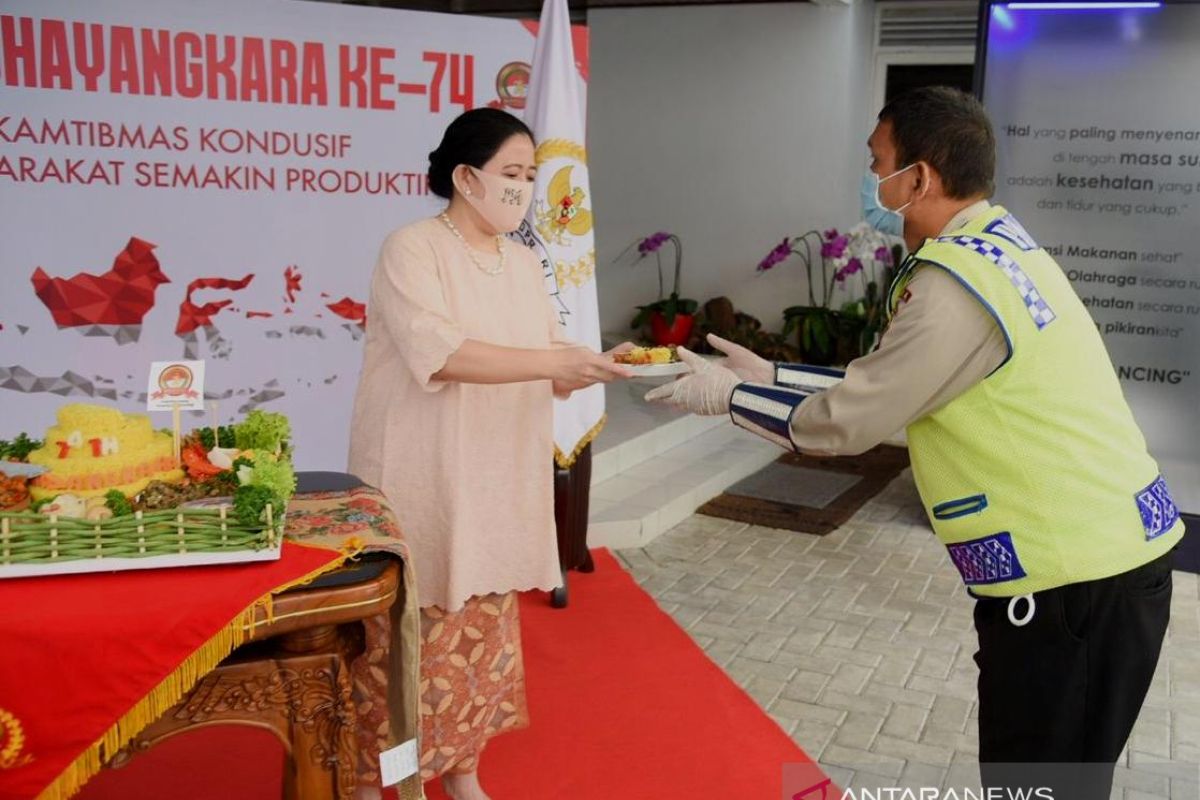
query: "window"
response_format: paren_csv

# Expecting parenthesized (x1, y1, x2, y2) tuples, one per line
(872, 1, 979, 111)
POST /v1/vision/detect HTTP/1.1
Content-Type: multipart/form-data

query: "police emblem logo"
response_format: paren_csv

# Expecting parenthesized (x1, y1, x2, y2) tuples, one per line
(494, 62, 531, 110)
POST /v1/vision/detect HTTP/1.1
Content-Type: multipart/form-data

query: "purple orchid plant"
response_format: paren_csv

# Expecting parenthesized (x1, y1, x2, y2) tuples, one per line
(758, 224, 899, 364)
(623, 231, 698, 329)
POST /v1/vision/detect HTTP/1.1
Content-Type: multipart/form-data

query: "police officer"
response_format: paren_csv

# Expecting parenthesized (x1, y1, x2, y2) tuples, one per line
(647, 86, 1183, 798)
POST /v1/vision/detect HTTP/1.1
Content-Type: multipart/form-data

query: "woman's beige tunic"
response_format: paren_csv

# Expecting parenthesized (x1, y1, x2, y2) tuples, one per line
(348, 217, 567, 611)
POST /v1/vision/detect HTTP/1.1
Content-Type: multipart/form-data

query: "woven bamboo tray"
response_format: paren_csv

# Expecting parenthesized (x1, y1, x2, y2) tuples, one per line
(0, 502, 285, 579)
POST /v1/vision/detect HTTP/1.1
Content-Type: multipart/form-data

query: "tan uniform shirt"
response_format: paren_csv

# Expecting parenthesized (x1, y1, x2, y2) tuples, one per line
(788, 201, 1007, 454)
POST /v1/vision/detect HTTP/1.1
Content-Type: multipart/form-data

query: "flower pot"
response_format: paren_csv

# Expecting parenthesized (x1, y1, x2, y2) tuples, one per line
(649, 312, 695, 346)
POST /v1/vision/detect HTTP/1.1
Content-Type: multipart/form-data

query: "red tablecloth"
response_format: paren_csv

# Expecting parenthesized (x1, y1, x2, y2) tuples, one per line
(0, 540, 354, 800)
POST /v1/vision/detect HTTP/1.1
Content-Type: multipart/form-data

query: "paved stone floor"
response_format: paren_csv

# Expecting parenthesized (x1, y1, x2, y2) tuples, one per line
(614, 469, 1200, 798)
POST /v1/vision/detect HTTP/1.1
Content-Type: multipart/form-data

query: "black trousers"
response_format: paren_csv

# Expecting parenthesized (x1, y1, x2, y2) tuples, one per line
(973, 549, 1174, 800)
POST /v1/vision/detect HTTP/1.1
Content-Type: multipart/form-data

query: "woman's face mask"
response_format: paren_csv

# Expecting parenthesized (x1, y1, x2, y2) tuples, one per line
(455, 166, 533, 234)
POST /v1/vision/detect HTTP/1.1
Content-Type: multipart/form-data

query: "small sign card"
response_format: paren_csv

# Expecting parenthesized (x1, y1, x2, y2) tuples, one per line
(147, 361, 206, 412)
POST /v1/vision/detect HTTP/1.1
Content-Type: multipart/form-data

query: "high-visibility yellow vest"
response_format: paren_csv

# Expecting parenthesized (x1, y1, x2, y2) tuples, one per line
(887, 206, 1183, 596)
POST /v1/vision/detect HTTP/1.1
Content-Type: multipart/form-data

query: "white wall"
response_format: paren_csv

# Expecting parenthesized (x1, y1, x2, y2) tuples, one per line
(587, 1, 877, 339)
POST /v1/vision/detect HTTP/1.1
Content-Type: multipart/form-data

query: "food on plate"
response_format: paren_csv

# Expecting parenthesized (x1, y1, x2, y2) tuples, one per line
(40, 493, 86, 518)
(0, 472, 30, 511)
(26, 404, 183, 501)
(613, 345, 679, 366)
(3, 405, 297, 529)
(0, 433, 44, 462)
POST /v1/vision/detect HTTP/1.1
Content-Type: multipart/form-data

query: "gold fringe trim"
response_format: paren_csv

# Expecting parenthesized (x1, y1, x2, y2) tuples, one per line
(553, 413, 607, 470)
(256, 538, 366, 625)
(35, 539, 365, 800)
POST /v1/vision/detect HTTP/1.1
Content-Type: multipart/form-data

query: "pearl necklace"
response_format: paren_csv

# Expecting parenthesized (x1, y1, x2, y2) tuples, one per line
(439, 212, 505, 276)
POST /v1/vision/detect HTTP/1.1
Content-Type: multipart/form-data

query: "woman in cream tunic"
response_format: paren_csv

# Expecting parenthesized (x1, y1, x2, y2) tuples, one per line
(348, 109, 627, 800)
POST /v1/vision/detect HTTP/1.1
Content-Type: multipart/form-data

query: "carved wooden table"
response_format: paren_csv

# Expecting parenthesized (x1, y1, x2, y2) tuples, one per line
(107, 555, 400, 800)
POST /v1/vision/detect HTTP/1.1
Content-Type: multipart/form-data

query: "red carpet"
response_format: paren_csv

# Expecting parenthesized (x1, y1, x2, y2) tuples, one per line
(79, 549, 823, 800)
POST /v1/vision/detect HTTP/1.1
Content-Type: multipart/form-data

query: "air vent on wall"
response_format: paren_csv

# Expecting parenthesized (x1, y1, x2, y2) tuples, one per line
(878, 2, 979, 49)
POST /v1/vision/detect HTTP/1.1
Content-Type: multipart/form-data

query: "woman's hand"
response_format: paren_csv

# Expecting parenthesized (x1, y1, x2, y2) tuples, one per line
(435, 340, 631, 390)
(605, 341, 636, 359)
(549, 347, 631, 396)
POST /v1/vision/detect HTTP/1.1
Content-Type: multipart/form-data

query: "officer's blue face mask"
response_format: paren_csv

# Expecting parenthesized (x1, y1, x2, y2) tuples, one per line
(861, 163, 916, 237)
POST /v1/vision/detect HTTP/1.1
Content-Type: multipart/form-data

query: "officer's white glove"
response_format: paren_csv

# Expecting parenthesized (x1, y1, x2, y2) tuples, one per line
(705, 333, 774, 384)
(644, 347, 741, 416)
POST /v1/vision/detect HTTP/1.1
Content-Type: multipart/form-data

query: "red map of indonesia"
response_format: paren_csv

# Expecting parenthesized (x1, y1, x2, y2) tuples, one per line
(30, 237, 169, 343)
(27, 236, 260, 345)
(176, 275, 255, 335)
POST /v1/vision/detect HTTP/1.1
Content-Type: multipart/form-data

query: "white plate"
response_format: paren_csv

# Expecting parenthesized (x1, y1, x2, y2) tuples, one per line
(0, 462, 48, 479)
(622, 361, 692, 378)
